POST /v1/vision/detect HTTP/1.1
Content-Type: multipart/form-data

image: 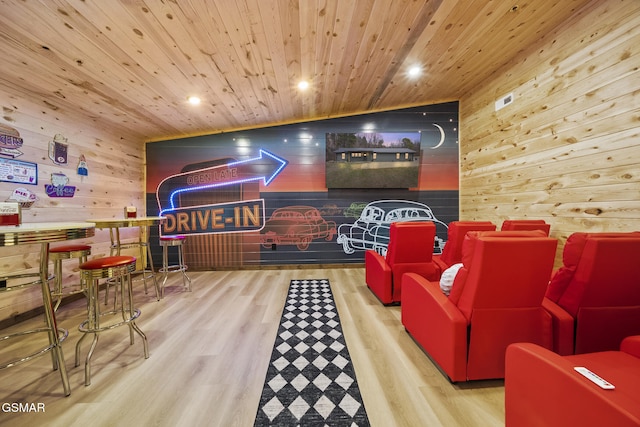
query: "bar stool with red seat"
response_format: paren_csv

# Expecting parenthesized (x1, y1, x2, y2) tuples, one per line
(159, 235, 191, 298)
(49, 243, 92, 311)
(75, 255, 149, 386)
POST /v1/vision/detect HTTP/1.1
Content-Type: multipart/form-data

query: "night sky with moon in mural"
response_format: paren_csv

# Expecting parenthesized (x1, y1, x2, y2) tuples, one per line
(145, 101, 459, 266)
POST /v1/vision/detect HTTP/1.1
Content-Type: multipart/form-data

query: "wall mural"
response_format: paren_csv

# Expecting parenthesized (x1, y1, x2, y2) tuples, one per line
(145, 102, 459, 268)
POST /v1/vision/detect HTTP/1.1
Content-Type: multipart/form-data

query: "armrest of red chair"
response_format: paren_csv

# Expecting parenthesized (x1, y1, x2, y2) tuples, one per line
(621, 335, 640, 358)
(391, 261, 440, 289)
(501, 220, 551, 235)
(432, 255, 448, 273)
(506, 342, 640, 427)
(365, 250, 393, 304)
(401, 272, 469, 382)
(392, 261, 442, 305)
(542, 297, 575, 355)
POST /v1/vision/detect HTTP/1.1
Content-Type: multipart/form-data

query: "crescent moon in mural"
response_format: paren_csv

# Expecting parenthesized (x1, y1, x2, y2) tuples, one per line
(430, 124, 446, 149)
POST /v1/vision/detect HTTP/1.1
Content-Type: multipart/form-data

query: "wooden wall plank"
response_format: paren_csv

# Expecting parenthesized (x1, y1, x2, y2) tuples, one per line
(460, 0, 640, 267)
(0, 91, 145, 325)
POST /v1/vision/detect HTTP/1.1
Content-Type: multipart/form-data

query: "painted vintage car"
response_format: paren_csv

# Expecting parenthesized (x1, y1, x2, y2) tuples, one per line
(336, 199, 447, 255)
(319, 203, 342, 217)
(344, 202, 367, 219)
(261, 206, 337, 251)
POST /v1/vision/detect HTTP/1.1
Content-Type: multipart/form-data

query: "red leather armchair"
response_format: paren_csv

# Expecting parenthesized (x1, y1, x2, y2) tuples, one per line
(505, 336, 640, 427)
(433, 221, 496, 271)
(401, 230, 557, 381)
(501, 219, 551, 235)
(543, 232, 640, 355)
(365, 221, 440, 305)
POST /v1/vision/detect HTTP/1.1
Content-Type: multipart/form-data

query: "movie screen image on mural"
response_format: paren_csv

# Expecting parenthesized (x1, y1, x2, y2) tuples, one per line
(325, 132, 420, 189)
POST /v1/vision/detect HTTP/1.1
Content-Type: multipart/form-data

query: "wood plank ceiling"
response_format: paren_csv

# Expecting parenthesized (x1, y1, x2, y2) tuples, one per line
(0, 0, 593, 142)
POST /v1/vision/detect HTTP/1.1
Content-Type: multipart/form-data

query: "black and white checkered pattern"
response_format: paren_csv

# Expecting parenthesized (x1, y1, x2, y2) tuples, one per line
(254, 279, 370, 426)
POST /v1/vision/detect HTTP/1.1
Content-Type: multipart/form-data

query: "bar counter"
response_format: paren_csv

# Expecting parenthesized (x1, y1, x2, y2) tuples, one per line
(0, 221, 96, 396)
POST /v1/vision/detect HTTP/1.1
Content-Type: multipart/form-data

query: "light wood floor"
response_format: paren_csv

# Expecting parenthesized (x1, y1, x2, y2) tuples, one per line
(0, 268, 505, 426)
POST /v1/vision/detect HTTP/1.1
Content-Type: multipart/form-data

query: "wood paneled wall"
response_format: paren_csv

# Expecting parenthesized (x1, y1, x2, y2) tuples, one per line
(0, 98, 145, 323)
(459, 0, 640, 265)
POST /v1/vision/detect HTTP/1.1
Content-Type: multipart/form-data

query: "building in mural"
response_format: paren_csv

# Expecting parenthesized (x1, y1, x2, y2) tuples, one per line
(334, 147, 417, 163)
(326, 131, 421, 189)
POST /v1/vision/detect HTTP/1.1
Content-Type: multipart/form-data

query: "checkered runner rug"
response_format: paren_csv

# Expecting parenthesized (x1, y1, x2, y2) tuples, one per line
(254, 279, 370, 426)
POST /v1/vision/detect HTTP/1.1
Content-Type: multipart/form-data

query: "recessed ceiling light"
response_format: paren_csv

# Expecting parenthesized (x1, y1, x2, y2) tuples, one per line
(188, 96, 201, 105)
(297, 80, 310, 90)
(408, 66, 422, 78)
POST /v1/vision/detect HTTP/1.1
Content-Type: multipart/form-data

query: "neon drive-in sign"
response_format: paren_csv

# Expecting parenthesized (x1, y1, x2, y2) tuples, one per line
(156, 149, 288, 237)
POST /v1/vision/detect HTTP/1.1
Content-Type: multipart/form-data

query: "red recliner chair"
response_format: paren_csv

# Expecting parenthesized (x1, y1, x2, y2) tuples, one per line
(401, 230, 557, 381)
(365, 221, 440, 305)
(505, 336, 640, 427)
(543, 231, 640, 355)
(501, 219, 551, 235)
(433, 221, 496, 272)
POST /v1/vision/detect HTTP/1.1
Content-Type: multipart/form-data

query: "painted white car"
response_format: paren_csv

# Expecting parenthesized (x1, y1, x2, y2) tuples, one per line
(336, 199, 447, 256)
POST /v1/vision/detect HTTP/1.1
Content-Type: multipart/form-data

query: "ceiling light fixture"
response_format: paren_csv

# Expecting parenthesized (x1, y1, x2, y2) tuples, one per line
(408, 66, 422, 78)
(297, 80, 310, 91)
(188, 96, 201, 105)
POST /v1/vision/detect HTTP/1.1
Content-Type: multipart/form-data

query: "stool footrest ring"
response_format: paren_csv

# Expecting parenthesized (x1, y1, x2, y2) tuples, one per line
(78, 308, 142, 334)
(0, 327, 69, 370)
(159, 265, 188, 274)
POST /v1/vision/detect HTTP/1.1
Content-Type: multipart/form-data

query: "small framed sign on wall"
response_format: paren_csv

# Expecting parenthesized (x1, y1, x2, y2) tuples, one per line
(0, 158, 38, 185)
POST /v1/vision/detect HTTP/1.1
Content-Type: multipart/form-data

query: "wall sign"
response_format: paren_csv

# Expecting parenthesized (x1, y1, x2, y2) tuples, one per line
(156, 149, 287, 237)
(161, 199, 265, 236)
(77, 154, 88, 176)
(49, 134, 68, 165)
(156, 149, 288, 211)
(0, 158, 37, 185)
(0, 124, 24, 158)
(44, 172, 76, 197)
(6, 187, 38, 209)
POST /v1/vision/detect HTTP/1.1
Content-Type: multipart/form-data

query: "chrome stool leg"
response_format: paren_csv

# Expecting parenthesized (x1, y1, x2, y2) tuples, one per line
(75, 255, 149, 386)
(49, 244, 91, 311)
(177, 240, 192, 292)
(159, 236, 191, 298)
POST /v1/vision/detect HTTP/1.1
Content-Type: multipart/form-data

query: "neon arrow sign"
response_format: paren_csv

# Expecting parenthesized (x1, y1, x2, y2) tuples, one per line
(156, 149, 288, 213)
